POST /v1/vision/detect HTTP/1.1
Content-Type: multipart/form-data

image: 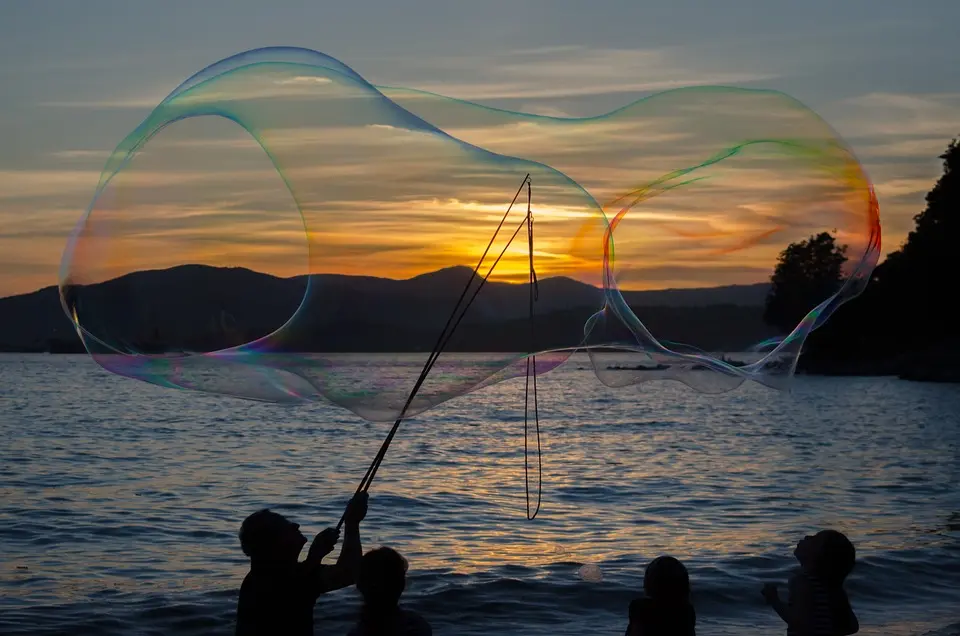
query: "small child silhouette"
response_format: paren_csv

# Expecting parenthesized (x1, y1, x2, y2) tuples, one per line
(762, 529, 859, 635)
(349, 546, 431, 636)
(625, 555, 696, 636)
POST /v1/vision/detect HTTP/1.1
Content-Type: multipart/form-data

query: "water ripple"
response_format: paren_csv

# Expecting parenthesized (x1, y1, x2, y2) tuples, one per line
(1, 354, 959, 635)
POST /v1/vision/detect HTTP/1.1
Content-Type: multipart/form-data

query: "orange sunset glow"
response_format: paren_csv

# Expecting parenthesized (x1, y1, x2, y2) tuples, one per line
(57, 69, 876, 297)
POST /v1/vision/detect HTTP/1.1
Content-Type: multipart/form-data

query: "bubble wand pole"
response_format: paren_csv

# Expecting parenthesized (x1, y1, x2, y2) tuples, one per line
(336, 174, 533, 530)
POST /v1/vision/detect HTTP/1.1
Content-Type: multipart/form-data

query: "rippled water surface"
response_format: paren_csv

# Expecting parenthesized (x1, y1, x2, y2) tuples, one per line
(2, 354, 959, 635)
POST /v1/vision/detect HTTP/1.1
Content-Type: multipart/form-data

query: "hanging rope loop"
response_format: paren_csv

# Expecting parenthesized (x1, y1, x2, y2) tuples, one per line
(338, 174, 534, 530)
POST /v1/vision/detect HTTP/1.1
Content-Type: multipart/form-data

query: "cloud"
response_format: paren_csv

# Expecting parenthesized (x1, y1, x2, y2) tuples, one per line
(39, 96, 166, 109)
(275, 76, 333, 86)
(0, 169, 102, 198)
(36, 75, 335, 110)
(36, 45, 775, 112)
(872, 177, 937, 200)
(50, 150, 114, 161)
(2, 81, 882, 297)
(830, 93, 959, 167)
(0, 167, 282, 200)
(6, 74, 947, 297)
(399, 75, 775, 101)
(818, 92, 960, 250)
(384, 46, 774, 101)
(0, 205, 86, 240)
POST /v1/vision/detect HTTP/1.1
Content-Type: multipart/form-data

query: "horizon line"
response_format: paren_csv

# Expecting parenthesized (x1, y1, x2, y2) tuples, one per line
(9, 262, 772, 301)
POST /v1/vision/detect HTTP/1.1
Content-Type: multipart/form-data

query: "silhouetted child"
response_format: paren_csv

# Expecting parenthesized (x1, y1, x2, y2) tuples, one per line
(349, 546, 432, 636)
(235, 492, 368, 636)
(625, 555, 696, 636)
(762, 529, 859, 635)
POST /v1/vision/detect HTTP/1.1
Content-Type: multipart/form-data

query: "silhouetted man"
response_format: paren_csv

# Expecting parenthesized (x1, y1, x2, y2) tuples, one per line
(236, 493, 368, 635)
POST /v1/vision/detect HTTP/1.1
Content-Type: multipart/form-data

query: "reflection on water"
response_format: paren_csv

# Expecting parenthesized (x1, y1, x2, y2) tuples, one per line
(1, 354, 959, 635)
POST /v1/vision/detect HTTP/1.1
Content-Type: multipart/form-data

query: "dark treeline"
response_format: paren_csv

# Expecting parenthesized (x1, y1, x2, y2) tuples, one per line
(765, 137, 960, 381)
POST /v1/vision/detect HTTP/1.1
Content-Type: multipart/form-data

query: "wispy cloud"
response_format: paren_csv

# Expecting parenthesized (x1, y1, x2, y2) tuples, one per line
(0, 167, 282, 200)
(35, 46, 775, 112)
(4, 55, 952, 298)
(39, 96, 166, 110)
(0, 170, 102, 198)
(50, 150, 114, 161)
(838, 92, 960, 139)
(385, 46, 775, 101)
(823, 92, 959, 249)
(1, 1, 956, 302)
(3, 78, 884, 297)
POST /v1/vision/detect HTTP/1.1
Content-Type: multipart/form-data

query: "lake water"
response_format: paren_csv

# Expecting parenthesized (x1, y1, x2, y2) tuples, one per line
(1, 354, 959, 635)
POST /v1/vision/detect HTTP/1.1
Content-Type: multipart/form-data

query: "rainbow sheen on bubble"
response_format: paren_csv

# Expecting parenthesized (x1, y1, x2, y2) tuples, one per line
(382, 81, 881, 392)
(59, 47, 880, 420)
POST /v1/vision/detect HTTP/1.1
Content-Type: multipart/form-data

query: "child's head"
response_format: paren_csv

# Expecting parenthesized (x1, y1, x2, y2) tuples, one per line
(239, 509, 307, 564)
(643, 555, 690, 605)
(357, 547, 408, 609)
(795, 529, 855, 584)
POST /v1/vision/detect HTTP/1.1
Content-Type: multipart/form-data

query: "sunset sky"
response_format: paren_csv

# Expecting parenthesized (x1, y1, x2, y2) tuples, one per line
(1, 0, 958, 297)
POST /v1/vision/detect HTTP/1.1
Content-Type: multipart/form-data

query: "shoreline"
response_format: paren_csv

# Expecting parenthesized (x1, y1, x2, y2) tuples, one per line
(4, 350, 958, 384)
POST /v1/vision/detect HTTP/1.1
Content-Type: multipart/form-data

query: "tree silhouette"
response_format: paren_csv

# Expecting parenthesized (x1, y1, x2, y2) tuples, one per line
(763, 232, 847, 333)
(798, 136, 960, 376)
(879, 138, 959, 340)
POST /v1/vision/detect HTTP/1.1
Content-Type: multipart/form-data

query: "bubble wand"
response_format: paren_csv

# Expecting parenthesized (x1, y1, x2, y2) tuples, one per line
(337, 173, 542, 528)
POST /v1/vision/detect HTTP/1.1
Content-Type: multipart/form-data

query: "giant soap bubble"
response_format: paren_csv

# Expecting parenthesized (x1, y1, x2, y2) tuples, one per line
(60, 47, 880, 420)
(58, 49, 607, 422)
(382, 80, 881, 392)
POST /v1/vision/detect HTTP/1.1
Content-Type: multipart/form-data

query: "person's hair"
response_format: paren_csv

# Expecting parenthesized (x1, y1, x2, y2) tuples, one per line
(239, 509, 288, 559)
(356, 547, 409, 630)
(643, 556, 691, 605)
(815, 530, 855, 585)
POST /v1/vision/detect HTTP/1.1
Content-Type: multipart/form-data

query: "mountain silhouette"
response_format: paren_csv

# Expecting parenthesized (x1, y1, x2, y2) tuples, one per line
(1, 265, 772, 353)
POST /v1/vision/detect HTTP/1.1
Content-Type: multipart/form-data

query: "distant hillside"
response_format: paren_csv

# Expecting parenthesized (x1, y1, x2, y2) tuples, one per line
(622, 282, 770, 308)
(0, 265, 772, 353)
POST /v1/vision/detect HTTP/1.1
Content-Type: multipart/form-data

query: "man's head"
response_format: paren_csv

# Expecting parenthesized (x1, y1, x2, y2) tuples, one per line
(239, 509, 307, 564)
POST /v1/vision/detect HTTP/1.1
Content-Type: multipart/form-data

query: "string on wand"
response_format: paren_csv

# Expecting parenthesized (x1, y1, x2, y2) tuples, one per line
(524, 177, 542, 520)
(337, 173, 543, 529)
(337, 174, 543, 530)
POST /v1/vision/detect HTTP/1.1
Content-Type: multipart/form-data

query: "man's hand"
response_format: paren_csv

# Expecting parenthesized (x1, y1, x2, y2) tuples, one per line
(308, 527, 340, 561)
(344, 492, 368, 527)
(761, 583, 780, 605)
